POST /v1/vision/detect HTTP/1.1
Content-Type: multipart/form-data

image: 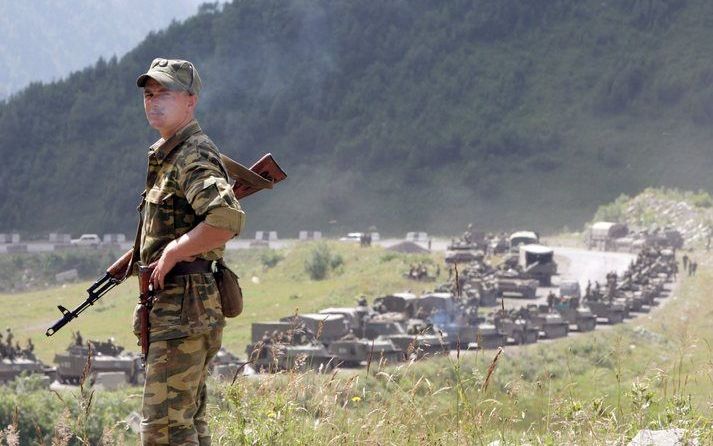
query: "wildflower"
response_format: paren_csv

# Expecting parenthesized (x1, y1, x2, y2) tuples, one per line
(351, 396, 362, 403)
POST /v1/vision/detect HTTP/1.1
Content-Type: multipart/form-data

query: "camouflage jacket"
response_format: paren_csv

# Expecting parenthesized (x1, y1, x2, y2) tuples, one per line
(134, 119, 245, 341)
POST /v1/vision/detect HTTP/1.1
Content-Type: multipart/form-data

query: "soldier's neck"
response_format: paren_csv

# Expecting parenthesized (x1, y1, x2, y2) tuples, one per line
(159, 115, 195, 140)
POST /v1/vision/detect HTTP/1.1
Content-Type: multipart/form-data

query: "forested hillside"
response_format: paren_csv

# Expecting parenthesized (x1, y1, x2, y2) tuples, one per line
(2, 0, 713, 237)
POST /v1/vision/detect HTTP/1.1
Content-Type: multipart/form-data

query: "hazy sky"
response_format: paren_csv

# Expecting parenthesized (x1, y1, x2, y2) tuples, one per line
(0, 0, 214, 99)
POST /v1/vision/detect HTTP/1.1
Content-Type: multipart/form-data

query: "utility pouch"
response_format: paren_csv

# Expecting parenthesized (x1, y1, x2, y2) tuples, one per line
(214, 259, 243, 318)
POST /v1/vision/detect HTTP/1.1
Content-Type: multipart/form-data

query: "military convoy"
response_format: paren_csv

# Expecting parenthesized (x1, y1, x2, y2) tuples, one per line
(0, 227, 681, 385)
(242, 226, 678, 373)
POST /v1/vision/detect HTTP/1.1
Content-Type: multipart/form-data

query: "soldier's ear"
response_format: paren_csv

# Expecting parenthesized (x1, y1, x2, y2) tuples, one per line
(186, 93, 198, 111)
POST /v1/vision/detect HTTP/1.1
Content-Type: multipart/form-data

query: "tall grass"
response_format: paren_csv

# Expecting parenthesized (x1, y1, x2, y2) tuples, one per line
(1, 244, 712, 444)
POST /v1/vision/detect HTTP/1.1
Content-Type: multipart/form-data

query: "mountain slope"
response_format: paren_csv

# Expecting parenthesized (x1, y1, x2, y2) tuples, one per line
(2, 0, 713, 237)
(0, 0, 207, 99)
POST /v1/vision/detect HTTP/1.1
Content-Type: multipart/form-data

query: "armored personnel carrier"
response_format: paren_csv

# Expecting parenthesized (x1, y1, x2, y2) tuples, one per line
(372, 293, 418, 317)
(0, 357, 56, 384)
(327, 337, 403, 367)
(246, 333, 335, 373)
(555, 300, 597, 332)
(586, 300, 625, 324)
(524, 307, 569, 339)
(494, 272, 538, 299)
(279, 313, 349, 343)
(417, 293, 479, 347)
(471, 322, 507, 350)
(210, 347, 253, 380)
(492, 312, 539, 345)
(54, 339, 143, 385)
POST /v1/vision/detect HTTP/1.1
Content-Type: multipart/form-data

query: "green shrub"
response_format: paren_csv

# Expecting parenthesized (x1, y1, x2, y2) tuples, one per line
(304, 244, 341, 280)
(260, 250, 285, 269)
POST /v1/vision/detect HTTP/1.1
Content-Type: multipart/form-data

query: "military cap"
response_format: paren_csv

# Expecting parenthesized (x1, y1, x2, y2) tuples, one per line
(137, 58, 202, 96)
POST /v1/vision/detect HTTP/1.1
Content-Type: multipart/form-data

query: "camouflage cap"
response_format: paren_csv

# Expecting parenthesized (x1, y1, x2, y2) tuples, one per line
(136, 58, 202, 96)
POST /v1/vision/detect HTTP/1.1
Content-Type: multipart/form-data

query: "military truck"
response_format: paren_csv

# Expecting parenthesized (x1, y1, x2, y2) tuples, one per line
(54, 339, 143, 385)
(587, 222, 629, 251)
(509, 231, 539, 251)
(519, 244, 557, 286)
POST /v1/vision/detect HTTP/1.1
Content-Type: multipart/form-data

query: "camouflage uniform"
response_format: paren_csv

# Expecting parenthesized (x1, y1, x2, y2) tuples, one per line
(134, 113, 244, 444)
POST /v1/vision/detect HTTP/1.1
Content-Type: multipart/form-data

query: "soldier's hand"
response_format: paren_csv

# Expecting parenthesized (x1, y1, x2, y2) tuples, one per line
(150, 240, 195, 290)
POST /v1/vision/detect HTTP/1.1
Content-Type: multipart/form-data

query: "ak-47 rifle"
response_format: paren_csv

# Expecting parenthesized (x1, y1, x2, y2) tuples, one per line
(137, 265, 154, 363)
(45, 153, 287, 338)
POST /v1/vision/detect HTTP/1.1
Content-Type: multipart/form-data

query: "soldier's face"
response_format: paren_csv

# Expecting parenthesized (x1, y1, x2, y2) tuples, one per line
(143, 78, 196, 136)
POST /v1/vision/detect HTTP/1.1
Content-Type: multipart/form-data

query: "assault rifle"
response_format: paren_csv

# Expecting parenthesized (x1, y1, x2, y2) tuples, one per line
(45, 153, 286, 337)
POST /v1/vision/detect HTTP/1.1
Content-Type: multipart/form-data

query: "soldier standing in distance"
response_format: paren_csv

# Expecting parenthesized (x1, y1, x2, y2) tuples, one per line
(134, 58, 245, 445)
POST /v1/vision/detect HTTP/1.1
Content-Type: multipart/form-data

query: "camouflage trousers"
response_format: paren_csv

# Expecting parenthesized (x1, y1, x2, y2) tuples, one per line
(141, 328, 222, 445)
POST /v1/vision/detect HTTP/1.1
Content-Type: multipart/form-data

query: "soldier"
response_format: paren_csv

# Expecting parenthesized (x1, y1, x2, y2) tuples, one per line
(134, 58, 245, 445)
(682, 254, 689, 271)
(74, 331, 83, 347)
(546, 291, 557, 311)
(5, 328, 13, 348)
(462, 223, 473, 244)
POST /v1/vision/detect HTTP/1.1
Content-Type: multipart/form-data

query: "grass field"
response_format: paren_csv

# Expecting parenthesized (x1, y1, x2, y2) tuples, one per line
(0, 242, 442, 364)
(0, 242, 712, 444)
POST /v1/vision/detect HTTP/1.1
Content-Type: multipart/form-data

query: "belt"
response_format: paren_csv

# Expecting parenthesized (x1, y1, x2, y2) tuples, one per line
(166, 259, 214, 278)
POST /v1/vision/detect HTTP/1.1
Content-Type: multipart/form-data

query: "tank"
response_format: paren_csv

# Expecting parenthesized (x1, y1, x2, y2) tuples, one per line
(54, 340, 143, 385)
(445, 241, 485, 265)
